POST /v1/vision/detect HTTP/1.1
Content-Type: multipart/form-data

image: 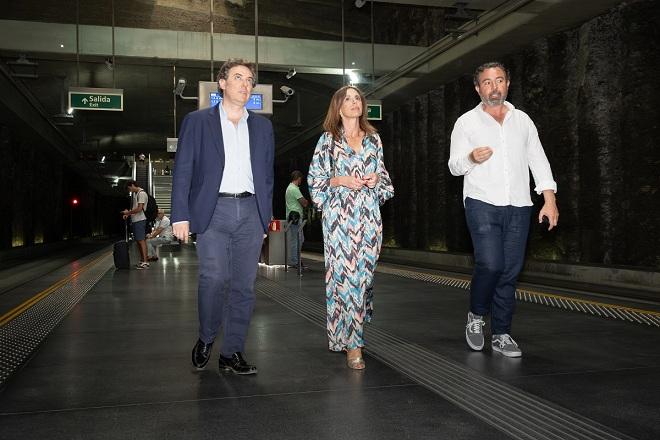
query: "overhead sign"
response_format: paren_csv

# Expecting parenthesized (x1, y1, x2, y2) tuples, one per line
(367, 101, 382, 120)
(197, 81, 273, 115)
(69, 87, 123, 111)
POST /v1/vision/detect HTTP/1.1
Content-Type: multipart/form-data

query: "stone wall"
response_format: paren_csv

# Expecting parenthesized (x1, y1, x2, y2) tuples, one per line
(379, 0, 660, 268)
(0, 121, 122, 250)
(278, 0, 660, 269)
(1, 0, 459, 46)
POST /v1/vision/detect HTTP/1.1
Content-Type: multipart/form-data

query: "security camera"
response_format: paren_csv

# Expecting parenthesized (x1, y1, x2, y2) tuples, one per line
(355, 0, 367, 8)
(280, 85, 295, 96)
(285, 67, 297, 80)
(173, 78, 186, 95)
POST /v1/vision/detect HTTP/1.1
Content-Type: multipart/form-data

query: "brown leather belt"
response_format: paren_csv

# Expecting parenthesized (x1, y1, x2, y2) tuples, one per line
(218, 191, 253, 198)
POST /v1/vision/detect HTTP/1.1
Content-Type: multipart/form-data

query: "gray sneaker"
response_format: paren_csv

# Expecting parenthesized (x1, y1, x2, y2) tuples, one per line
(465, 312, 485, 351)
(492, 334, 522, 357)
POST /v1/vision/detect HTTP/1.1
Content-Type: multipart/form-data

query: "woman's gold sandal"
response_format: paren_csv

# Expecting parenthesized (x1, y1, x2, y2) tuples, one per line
(346, 355, 365, 370)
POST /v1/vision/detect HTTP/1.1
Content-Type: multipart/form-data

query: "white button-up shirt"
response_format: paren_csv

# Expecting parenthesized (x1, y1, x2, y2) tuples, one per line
(218, 103, 254, 194)
(448, 101, 557, 207)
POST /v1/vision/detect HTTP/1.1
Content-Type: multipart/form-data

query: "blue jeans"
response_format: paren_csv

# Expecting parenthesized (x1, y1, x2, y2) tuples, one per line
(464, 198, 531, 335)
(195, 196, 264, 356)
(287, 222, 304, 266)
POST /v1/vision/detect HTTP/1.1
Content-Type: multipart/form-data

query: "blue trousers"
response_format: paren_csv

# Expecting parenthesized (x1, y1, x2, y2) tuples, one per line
(464, 198, 531, 335)
(287, 222, 304, 266)
(195, 196, 264, 356)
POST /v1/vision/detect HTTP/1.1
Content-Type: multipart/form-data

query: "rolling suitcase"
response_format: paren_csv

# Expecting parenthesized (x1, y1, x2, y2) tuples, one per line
(113, 220, 130, 269)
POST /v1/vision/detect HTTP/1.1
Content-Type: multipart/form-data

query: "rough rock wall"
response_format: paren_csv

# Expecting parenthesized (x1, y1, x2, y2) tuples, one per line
(0, 123, 65, 248)
(377, 0, 660, 268)
(0, 120, 122, 250)
(1, 0, 456, 46)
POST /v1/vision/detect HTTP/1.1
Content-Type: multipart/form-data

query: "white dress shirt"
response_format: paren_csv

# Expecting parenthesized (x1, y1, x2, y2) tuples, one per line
(448, 101, 557, 207)
(218, 103, 254, 194)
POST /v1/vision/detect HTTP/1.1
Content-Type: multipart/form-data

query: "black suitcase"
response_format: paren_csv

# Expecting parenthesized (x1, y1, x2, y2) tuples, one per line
(113, 221, 130, 269)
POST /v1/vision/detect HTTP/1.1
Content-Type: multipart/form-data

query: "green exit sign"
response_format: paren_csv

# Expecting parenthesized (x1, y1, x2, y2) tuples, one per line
(69, 87, 123, 111)
(367, 102, 382, 120)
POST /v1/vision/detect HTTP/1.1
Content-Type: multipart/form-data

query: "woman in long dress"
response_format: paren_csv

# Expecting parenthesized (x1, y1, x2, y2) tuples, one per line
(308, 86, 394, 369)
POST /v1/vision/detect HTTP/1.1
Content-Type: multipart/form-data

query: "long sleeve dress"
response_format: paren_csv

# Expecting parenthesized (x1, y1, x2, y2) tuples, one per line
(308, 131, 394, 352)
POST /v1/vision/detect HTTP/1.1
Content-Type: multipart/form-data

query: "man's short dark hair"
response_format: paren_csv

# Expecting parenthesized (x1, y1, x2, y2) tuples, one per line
(473, 62, 510, 86)
(126, 180, 138, 188)
(290, 170, 304, 182)
(216, 58, 256, 96)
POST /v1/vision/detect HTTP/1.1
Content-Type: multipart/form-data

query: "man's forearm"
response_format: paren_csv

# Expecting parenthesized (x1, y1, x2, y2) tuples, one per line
(542, 190, 556, 204)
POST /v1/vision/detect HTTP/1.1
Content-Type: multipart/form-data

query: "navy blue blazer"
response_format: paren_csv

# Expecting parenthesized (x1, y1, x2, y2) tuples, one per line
(170, 104, 274, 234)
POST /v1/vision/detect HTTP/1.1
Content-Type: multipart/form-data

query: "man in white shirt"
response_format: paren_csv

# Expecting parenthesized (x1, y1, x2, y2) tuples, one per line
(448, 61, 559, 358)
(146, 209, 173, 261)
(121, 180, 150, 269)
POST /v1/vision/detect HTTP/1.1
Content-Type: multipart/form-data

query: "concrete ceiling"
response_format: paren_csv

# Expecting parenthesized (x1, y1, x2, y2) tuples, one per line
(0, 0, 626, 193)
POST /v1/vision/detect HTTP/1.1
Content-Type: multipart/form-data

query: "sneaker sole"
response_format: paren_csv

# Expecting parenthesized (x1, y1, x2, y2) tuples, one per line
(492, 346, 522, 357)
(465, 329, 484, 351)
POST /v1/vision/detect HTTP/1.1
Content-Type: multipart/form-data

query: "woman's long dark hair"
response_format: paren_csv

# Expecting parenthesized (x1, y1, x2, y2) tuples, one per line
(322, 85, 376, 141)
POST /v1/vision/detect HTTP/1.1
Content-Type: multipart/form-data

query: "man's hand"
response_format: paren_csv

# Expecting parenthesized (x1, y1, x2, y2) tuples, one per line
(121, 209, 130, 216)
(469, 146, 493, 164)
(362, 173, 379, 189)
(539, 190, 559, 230)
(173, 222, 190, 243)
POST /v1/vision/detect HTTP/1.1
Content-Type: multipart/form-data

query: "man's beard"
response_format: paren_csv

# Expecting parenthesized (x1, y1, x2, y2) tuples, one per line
(482, 92, 506, 106)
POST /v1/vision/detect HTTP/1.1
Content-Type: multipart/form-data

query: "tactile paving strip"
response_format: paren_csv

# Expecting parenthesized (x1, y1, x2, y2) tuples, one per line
(304, 254, 660, 327)
(0, 252, 113, 387)
(256, 277, 635, 440)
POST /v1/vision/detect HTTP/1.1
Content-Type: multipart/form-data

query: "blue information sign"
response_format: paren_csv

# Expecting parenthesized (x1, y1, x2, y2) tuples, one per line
(210, 92, 263, 111)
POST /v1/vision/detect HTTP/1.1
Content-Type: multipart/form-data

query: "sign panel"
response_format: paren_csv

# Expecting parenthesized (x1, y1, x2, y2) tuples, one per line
(69, 87, 123, 111)
(198, 81, 273, 115)
(367, 101, 382, 120)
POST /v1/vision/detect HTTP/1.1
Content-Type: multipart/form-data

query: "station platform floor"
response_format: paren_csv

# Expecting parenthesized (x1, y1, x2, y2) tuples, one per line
(0, 243, 658, 440)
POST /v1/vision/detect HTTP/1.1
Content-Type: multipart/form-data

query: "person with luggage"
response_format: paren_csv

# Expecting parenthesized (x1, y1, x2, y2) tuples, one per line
(121, 180, 150, 270)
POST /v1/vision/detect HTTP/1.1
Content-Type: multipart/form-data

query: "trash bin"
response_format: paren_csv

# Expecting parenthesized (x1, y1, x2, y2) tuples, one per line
(261, 219, 286, 265)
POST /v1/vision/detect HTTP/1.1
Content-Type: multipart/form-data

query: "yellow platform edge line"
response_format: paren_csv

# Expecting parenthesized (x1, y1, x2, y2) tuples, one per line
(381, 266, 660, 319)
(0, 252, 111, 327)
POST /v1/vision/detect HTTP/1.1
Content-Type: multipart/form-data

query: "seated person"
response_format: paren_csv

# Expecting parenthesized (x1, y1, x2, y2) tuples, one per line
(146, 209, 174, 261)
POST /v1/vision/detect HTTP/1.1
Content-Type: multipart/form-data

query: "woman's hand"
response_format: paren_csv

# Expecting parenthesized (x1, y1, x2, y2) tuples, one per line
(336, 175, 364, 190)
(362, 173, 379, 189)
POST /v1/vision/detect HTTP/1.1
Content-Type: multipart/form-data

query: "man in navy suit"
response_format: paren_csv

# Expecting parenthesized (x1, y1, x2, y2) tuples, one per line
(171, 59, 274, 375)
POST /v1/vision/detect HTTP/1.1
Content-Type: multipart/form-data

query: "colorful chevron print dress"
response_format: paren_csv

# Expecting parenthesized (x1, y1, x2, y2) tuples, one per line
(308, 131, 394, 352)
